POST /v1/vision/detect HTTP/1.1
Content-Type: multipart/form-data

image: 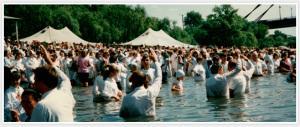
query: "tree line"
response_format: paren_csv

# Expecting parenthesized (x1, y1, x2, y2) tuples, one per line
(4, 5, 296, 48)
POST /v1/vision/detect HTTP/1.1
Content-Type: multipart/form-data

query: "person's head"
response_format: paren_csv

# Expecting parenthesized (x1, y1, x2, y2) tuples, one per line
(33, 66, 59, 94)
(129, 71, 151, 90)
(176, 70, 185, 81)
(60, 51, 65, 58)
(141, 53, 151, 69)
(81, 50, 88, 57)
(109, 55, 118, 63)
(212, 55, 221, 65)
(21, 89, 41, 116)
(273, 52, 280, 60)
(282, 52, 289, 59)
(103, 64, 119, 80)
(210, 63, 223, 75)
(196, 56, 203, 64)
(228, 60, 238, 71)
(251, 51, 258, 61)
(129, 63, 138, 72)
(11, 70, 21, 87)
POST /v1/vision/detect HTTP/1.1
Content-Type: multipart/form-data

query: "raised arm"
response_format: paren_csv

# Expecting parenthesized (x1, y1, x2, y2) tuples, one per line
(40, 45, 71, 91)
(242, 55, 255, 78)
(148, 49, 162, 97)
(224, 63, 242, 79)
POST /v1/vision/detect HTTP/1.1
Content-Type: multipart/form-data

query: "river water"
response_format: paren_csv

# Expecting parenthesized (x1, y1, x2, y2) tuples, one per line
(72, 73, 296, 122)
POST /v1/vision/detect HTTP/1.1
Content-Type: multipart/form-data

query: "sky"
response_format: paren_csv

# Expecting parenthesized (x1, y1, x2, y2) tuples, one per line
(140, 4, 296, 36)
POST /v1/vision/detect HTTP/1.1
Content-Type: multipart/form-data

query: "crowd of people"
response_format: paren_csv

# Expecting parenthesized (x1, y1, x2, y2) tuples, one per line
(4, 39, 296, 122)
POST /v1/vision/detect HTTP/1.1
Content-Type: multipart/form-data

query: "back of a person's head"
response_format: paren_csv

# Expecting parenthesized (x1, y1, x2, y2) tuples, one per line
(22, 89, 41, 102)
(210, 63, 222, 75)
(129, 71, 150, 89)
(33, 66, 59, 89)
(228, 60, 237, 70)
(109, 55, 118, 63)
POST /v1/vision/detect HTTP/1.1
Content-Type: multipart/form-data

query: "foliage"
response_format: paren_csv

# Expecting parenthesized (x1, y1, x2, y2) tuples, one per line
(4, 5, 295, 48)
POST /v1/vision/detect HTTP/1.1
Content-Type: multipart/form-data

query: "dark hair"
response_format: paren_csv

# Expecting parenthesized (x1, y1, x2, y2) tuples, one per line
(33, 66, 59, 89)
(141, 53, 150, 61)
(109, 55, 118, 63)
(11, 71, 21, 81)
(22, 89, 41, 102)
(212, 55, 220, 64)
(228, 60, 237, 70)
(102, 64, 119, 80)
(210, 63, 222, 74)
(129, 71, 151, 90)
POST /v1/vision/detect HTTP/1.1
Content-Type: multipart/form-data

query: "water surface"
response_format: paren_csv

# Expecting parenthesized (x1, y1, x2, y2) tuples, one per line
(72, 73, 296, 122)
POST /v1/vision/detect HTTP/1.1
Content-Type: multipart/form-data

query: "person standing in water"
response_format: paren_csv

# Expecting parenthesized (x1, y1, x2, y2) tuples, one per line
(30, 45, 76, 122)
(120, 48, 162, 118)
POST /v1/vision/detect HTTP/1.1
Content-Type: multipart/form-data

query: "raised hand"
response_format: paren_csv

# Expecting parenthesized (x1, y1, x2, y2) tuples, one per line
(39, 45, 54, 66)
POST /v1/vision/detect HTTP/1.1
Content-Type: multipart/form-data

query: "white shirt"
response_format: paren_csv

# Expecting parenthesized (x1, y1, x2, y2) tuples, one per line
(101, 77, 120, 100)
(93, 75, 105, 96)
(141, 68, 155, 84)
(30, 66, 75, 122)
(120, 62, 162, 117)
(4, 56, 13, 68)
(192, 63, 206, 81)
(4, 86, 24, 111)
(13, 58, 25, 71)
(205, 66, 241, 98)
(264, 54, 275, 74)
(252, 59, 267, 76)
(172, 79, 183, 90)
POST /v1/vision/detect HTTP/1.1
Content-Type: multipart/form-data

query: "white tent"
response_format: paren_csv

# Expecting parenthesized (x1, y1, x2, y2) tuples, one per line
(122, 28, 194, 47)
(20, 26, 90, 44)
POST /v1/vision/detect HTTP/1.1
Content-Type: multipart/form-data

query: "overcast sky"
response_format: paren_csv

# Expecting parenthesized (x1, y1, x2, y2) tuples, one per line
(140, 4, 296, 36)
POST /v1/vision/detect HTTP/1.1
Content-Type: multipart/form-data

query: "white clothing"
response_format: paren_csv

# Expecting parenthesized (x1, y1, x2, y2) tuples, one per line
(252, 59, 267, 76)
(4, 57, 14, 68)
(30, 66, 75, 122)
(205, 66, 241, 98)
(120, 62, 162, 117)
(192, 63, 206, 81)
(264, 54, 275, 74)
(172, 80, 183, 90)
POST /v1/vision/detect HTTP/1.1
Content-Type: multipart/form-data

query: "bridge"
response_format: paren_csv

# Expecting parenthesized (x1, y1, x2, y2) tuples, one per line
(244, 4, 296, 29)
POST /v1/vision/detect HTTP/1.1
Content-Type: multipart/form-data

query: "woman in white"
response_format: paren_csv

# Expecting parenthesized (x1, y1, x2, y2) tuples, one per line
(93, 64, 122, 102)
(192, 57, 206, 82)
(251, 51, 267, 76)
(141, 53, 155, 84)
(120, 48, 162, 118)
(24, 50, 40, 84)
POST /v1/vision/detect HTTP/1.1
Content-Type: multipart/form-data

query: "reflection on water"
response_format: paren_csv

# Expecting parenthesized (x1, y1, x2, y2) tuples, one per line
(72, 73, 296, 122)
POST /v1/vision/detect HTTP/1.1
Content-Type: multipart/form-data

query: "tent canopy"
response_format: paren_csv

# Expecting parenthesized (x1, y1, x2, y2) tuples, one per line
(20, 26, 90, 44)
(122, 28, 194, 47)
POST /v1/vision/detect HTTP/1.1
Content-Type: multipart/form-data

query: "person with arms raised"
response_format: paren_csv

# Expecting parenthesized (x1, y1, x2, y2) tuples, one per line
(120, 48, 162, 118)
(30, 45, 76, 122)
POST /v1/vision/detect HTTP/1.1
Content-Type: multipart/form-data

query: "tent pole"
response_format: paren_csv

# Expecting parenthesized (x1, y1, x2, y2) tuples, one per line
(16, 21, 19, 42)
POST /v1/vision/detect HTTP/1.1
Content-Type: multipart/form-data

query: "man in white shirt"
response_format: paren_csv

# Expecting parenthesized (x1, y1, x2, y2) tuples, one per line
(264, 49, 275, 74)
(30, 45, 75, 122)
(228, 55, 255, 97)
(120, 48, 162, 118)
(205, 57, 241, 99)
